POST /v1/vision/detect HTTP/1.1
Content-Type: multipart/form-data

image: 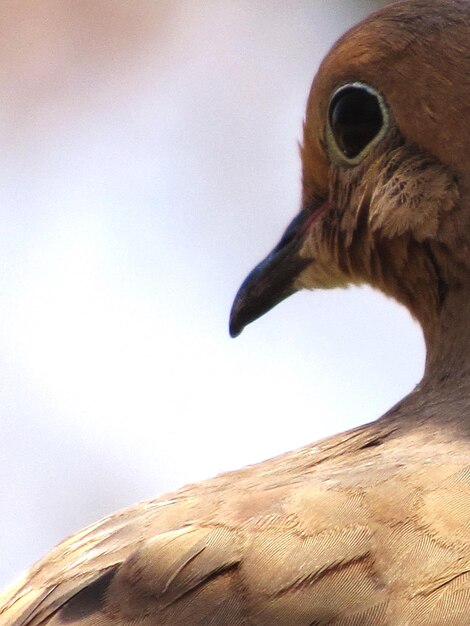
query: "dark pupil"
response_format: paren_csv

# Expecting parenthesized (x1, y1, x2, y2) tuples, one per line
(329, 86, 383, 159)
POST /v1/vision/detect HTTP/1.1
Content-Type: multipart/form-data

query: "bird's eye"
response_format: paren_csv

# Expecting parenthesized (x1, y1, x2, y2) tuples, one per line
(327, 82, 388, 164)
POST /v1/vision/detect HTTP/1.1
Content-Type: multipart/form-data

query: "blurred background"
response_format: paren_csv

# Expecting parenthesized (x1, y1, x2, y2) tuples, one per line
(0, 0, 423, 588)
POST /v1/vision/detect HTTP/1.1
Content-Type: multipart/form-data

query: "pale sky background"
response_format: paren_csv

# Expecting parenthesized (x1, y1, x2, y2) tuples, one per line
(0, 0, 423, 588)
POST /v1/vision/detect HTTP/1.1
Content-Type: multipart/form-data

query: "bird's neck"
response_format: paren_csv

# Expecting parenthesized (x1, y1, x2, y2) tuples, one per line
(378, 287, 470, 433)
(421, 286, 470, 394)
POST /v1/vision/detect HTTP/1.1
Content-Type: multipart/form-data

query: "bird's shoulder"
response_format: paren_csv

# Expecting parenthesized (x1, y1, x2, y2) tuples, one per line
(4, 419, 470, 625)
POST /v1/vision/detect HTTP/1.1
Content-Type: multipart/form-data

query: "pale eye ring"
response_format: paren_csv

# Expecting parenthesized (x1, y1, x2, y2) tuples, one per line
(326, 82, 389, 165)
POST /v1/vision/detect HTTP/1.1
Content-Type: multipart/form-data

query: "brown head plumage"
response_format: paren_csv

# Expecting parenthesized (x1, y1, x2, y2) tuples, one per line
(230, 0, 470, 359)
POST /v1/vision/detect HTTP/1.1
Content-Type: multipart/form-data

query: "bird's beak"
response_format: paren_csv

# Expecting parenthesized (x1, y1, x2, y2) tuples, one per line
(229, 199, 328, 337)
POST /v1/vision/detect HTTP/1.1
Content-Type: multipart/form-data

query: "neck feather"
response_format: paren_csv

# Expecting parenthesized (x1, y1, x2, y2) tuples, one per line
(422, 286, 470, 388)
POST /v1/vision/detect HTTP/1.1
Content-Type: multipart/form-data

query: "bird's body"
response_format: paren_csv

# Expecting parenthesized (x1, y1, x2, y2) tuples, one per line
(3, 1, 470, 624)
(5, 401, 470, 625)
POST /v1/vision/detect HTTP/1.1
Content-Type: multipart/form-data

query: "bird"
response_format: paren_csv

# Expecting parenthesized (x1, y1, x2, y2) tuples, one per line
(3, 0, 470, 623)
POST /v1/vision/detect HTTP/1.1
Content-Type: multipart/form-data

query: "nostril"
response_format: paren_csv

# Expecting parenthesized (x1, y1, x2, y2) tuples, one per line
(273, 209, 310, 253)
(275, 231, 295, 252)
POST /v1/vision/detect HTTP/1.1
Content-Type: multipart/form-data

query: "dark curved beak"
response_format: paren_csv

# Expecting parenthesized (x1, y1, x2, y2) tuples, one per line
(229, 204, 324, 337)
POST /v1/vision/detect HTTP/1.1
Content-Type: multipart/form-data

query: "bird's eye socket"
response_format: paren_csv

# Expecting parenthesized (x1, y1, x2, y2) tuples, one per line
(327, 82, 388, 164)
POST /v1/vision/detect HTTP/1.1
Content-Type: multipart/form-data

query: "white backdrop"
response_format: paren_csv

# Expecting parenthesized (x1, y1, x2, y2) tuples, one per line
(0, 0, 423, 588)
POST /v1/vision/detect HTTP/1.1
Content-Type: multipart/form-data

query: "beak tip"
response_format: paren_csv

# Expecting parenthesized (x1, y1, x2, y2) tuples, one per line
(229, 324, 242, 339)
(229, 301, 245, 338)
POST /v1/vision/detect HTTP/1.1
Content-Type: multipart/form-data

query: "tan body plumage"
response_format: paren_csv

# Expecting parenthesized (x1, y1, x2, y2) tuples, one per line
(3, 1, 470, 624)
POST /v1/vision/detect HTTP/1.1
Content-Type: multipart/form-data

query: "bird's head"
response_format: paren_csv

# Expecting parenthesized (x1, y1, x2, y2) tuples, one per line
(230, 0, 470, 348)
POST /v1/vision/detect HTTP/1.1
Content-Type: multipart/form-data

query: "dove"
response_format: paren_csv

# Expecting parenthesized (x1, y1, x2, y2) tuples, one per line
(3, 1, 470, 624)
